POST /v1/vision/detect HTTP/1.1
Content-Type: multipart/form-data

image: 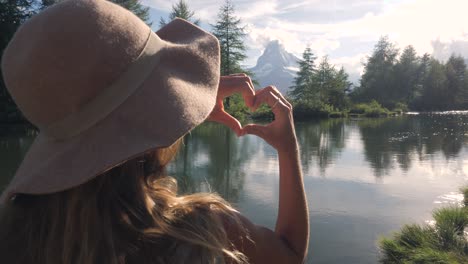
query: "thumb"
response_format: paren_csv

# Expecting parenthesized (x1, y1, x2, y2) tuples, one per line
(242, 124, 267, 138)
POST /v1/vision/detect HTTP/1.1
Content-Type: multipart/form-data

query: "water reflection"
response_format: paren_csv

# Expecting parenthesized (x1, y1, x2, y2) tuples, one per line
(169, 123, 258, 203)
(296, 119, 348, 174)
(2, 115, 468, 263)
(358, 115, 468, 177)
(103, 114, 468, 199)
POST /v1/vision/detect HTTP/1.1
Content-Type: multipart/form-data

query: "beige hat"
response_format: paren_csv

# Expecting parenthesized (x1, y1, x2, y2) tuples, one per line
(0, 0, 220, 202)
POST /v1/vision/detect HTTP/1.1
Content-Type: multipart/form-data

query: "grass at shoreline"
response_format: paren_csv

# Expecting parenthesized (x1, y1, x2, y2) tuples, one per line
(378, 187, 468, 263)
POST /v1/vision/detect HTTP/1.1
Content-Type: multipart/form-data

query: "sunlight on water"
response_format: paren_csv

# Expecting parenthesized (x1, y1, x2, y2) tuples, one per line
(434, 191, 464, 206)
(3, 114, 468, 264)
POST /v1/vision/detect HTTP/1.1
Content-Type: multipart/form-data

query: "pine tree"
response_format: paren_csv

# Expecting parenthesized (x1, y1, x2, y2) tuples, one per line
(411, 53, 431, 108)
(211, 0, 250, 114)
(445, 55, 468, 108)
(212, 0, 247, 76)
(421, 59, 447, 110)
(358, 36, 399, 107)
(394, 45, 419, 104)
(315, 56, 336, 103)
(289, 47, 317, 104)
(329, 67, 352, 109)
(159, 0, 200, 28)
(108, 0, 151, 25)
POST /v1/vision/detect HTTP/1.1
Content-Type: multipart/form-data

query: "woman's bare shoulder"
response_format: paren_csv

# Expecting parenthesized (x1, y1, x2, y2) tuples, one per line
(216, 209, 304, 264)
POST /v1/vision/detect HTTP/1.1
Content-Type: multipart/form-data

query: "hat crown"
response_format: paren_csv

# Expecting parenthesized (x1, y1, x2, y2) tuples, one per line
(2, 0, 150, 128)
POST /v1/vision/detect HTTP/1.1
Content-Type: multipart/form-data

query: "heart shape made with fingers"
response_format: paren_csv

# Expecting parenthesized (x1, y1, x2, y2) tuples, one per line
(206, 74, 256, 136)
(207, 74, 292, 141)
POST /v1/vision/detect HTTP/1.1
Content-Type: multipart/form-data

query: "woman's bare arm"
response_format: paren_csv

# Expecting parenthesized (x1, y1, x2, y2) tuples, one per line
(207, 76, 309, 263)
(236, 86, 309, 263)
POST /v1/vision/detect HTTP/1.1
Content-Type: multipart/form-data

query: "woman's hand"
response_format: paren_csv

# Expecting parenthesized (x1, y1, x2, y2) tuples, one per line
(243, 86, 298, 153)
(207, 74, 255, 136)
(229, 86, 309, 263)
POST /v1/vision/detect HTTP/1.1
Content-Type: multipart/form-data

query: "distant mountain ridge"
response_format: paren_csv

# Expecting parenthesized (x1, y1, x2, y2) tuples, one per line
(250, 40, 300, 94)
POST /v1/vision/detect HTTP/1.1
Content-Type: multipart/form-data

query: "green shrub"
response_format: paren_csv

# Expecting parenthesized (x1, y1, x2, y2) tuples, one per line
(291, 101, 332, 119)
(398, 224, 437, 249)
(378, 187, 468, 263)
(393, 102, 409, 113)
(250, 104, 274, 120)
(461, 187, 468, 207)
(349, 100, 389, 117)
(433, 207, 468, 236)
(409, 248, 459, 264)
(348, 103, 368, 114)
(329, 112, 345, 118)
(224, 94, 250, 121)
(379, 238, 408, 263)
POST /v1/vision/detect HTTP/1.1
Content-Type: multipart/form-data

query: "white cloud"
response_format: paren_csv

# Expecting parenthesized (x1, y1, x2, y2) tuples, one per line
(330, 53, 368, 83)
(146, 0, 468, 79)
(310, 38, 341, 57)
(239, 1, 278, 20)
(141, 0, 172, 11)
(245, 24, 305, 55)
(432, 36, 468, 62)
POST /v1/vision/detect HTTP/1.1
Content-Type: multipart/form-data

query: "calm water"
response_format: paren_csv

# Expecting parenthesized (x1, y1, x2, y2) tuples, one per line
(2, 114, 468, 263)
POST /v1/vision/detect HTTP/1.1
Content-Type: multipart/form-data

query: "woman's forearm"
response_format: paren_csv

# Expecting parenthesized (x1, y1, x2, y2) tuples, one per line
(241, 85, 309, 262)
(275, 143, 309, 261)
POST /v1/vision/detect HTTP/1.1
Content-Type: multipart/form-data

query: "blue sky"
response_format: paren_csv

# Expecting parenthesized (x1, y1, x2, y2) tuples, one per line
(143, 0, 468, 82)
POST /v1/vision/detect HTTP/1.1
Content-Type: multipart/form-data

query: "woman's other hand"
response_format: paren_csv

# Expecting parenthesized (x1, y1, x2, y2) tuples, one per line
(207, 73, 255, 136)
(243, 86, 297, 153)
(228, 85, 308, 263)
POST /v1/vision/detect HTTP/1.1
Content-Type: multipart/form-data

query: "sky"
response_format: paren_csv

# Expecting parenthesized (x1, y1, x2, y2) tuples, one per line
(142, 0, 468, 83)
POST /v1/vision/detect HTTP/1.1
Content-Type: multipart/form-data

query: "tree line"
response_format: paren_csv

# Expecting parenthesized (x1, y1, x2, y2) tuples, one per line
(3, 0, 468, 124)
(352, 36, 468, 111)
(288, 48, 352, 117)
(289, 36, 468, 117)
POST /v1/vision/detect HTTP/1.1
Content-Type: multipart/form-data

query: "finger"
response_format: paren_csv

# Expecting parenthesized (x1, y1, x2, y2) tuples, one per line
(236, 76, 256, 108)
(242, 124, 268, 138)
(228, 73, 247, 77)
(212, 110, 242, 136)
(269, 86, 292, 109)
(221, 75, 256, 108)
(252, 90, 279, 110)
(257, 86, 292, 109)
(243, 80, 255, 109)
(262, 86, 291, 109)
(253, 90, 290, 119)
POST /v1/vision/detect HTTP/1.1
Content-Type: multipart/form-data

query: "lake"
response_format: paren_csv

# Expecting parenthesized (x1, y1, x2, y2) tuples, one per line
(1, 114, 468, 263)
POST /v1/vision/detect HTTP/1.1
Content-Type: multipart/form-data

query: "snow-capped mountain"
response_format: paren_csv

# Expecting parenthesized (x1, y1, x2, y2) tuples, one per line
(250, 40, 300, 94)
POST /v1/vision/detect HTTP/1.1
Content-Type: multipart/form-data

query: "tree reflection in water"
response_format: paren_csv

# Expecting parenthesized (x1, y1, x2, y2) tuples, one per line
(295, 119, 348, 175)
(357, 114, 468, 177)
(169, 114, 468, 188)
(3, 114, 468, 196)
(169, 122, 257, 204)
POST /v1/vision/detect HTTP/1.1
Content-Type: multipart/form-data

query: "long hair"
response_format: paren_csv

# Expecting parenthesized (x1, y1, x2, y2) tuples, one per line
(0, 139, 249, 264)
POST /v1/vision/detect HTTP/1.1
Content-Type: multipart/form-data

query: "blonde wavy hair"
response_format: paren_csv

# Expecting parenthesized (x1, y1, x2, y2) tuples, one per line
(0, 139, 249, 264)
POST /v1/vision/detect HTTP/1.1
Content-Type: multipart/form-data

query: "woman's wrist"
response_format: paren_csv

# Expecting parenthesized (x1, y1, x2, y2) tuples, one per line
(277, 139, 299, 156)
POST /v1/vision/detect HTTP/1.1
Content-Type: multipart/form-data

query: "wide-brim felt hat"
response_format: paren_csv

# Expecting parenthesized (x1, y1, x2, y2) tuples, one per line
(1, 0, 220, 202)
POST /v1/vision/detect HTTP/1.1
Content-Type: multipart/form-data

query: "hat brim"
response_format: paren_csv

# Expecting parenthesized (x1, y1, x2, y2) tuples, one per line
(1, 18, 220, 201)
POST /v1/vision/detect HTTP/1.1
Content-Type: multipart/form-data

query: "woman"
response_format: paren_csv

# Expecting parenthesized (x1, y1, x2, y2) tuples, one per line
(0, 0, 309, 263)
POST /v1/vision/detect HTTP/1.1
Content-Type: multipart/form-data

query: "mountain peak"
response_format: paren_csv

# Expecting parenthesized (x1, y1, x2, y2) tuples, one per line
(250, 40, 300, 93)
(254, 40, 298, 69)
(265, 39, 282, 49)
